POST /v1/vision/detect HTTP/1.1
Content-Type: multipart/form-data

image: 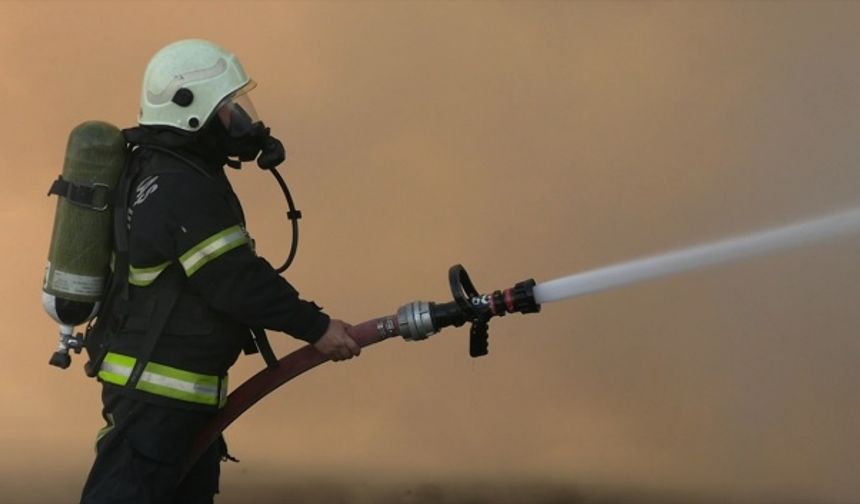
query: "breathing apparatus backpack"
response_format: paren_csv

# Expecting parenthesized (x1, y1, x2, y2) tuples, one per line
(43, 121, 127, 369)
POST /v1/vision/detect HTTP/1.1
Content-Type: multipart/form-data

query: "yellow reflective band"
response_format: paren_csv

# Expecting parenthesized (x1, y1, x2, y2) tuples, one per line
(99, 352, 134, 384)
(128, 260, 172, 286)
(179, 225, 248, 277)
(98, 352, 227, 407)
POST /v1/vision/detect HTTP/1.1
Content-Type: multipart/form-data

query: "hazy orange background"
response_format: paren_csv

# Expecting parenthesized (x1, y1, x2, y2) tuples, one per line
(3, 1, 860, 502)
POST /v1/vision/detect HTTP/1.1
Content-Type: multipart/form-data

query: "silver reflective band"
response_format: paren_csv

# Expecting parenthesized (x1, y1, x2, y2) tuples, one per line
(140, 370, 219, 398)
(180, 225, 248, 276)
(100, 359, 131, 379)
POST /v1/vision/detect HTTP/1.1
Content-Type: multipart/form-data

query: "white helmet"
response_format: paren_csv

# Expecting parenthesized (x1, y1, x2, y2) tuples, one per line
(139, 39, 255, 132)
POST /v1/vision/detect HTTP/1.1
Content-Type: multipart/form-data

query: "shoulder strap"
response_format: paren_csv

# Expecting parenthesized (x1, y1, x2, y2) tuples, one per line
(249, 328, 279, 369)
(124, 264, 185, 389)
(84, 145, 138, 376)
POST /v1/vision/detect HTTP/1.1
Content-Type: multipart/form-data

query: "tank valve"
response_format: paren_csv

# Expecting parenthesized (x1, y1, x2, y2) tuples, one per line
(49, 325, 84, 369)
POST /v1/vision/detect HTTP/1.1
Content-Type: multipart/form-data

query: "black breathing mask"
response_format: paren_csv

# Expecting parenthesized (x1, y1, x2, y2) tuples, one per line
(219, 95, 286, 170)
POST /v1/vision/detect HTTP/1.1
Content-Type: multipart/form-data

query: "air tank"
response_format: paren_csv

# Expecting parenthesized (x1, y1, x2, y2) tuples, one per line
(43, 121, 126, 368)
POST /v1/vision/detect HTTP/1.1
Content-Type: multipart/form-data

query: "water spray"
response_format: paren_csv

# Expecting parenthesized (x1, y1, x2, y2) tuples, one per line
(533, 207, 860, 304)
(185, 206, 860, 475)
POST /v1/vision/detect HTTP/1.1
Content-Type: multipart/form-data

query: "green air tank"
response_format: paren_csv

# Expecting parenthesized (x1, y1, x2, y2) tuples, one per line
(43, 121, 126, 368)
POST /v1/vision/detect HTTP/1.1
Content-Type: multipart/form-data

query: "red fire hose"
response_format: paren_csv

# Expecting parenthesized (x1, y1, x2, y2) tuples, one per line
(184, 315, 399, 476)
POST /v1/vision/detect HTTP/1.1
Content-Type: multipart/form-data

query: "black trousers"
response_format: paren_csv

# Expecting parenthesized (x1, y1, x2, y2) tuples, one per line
(80, 386, 223, 504)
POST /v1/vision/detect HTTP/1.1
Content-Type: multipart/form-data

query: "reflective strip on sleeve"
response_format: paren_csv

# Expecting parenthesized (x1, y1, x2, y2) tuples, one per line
(98, 352, 227, 407)
(128, 261, 172, 286)
(179, 225, 248, 277)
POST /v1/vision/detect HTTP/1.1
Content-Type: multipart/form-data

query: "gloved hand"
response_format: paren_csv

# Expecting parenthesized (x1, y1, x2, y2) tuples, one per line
(313, 319, 361, 361)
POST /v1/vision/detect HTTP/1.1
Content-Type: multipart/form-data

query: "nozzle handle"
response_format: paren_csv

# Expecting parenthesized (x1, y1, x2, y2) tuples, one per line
(469, 320, 489, 357)
(449, 265, 493, 358)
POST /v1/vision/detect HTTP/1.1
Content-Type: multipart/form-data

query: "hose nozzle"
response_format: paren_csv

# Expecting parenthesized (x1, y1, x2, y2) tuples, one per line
(396, 264, 541, 356)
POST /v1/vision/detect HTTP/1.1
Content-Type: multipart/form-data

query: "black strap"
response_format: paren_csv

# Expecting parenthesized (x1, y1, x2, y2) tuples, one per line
(48, 175, 112, 211)
(251, 328, 279, 369)
(84, 146, 137, 376)
(112, 148, 139, 308)
(125, 265, 185, 389)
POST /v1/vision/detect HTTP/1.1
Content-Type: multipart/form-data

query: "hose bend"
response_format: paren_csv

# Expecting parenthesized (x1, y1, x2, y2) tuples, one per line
(183, 314, 398, 477)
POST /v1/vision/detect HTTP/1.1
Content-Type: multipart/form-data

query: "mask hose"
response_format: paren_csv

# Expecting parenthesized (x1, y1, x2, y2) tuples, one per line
(269, 167, 301, 273)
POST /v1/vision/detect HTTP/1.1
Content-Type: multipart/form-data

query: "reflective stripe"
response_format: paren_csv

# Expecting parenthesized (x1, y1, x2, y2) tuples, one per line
(128, 260, 172, 286)
(98, 352, 227, 407)
(179, 225, 248, 277)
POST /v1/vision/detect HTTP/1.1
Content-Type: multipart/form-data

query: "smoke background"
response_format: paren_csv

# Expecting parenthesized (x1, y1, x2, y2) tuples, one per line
(2, 1, 860, 502)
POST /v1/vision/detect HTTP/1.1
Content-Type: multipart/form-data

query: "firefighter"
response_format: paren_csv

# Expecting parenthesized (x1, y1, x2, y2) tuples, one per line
(79, 39, 360, 503)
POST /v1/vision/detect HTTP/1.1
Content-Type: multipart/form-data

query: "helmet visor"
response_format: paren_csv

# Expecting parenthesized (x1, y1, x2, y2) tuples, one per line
(216, 81, 260, 135)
